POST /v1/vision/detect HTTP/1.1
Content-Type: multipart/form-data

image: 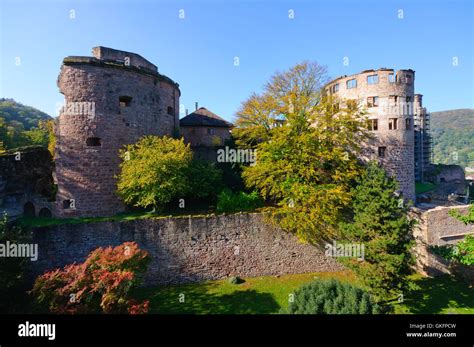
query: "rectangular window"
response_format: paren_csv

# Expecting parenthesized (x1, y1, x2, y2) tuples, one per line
(367, 96, 379, 108)
(388, 73, 395, 83)
(333, 83, 339, 93)
(367, 119, 378, 131)
(405, 118, 411, 130)
(378, 146, 386, 158)
(119, 96, 132, 107)
(367, 75, 379, 84)
(207, 128, 215, 135)
(86, 137, 101, 146)
(405, 74, 412, 84)
(388, 118, 398, 130)
(346, 79, 357, 89)
(389, 95, 398, 104)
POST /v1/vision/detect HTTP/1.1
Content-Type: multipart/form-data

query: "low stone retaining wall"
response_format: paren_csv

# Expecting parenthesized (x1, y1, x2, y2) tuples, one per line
(30, 213, 343, 285)
(411, 204, 472, 277)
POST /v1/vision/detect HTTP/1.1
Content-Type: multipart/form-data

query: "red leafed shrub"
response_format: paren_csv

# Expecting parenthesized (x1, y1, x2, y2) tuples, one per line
(31, 242, 150, 314)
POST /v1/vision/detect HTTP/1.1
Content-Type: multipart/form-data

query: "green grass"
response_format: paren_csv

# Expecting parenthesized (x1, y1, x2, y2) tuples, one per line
(16, 203, 229, 228)
(415, 182, 437, 194)
(393, 274, 474, 314)
(16, 210, 161, 228)
(135, 271, 356, 314)
(16, 202, 265, 228)
(134, 272, 474, 314)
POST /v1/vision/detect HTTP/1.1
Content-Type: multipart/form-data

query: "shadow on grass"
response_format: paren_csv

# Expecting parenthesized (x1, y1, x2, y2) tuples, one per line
(135, 281, 280, 314)
(403, 275, 474, 314)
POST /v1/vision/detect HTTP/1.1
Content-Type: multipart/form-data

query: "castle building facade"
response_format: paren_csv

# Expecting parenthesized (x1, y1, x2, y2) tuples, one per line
(180, 107, 233, 147)
(55, 47, 180, 217)
(324, 68, 431, 202)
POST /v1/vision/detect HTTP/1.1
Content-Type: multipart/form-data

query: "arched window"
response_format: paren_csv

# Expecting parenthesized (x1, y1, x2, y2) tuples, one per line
(38, 207, 52, 218)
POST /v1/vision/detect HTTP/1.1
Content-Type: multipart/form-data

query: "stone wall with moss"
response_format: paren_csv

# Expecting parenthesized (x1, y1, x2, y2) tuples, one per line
(30, 212, 343, 285)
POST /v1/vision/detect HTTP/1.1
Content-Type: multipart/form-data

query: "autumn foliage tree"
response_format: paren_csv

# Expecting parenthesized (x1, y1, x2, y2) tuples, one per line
(236, 61, 370, 242)
(31, 242, 150, 314)
(117, 136, 193, 211)
(233, 62, 329, 148)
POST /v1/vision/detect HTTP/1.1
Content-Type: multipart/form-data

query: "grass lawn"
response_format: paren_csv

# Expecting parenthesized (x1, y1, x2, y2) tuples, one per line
(415, 182, 437, 194)
(16, 206, 225, 228)
(393, 274, 474, 314)
(135, 271, 474, 314)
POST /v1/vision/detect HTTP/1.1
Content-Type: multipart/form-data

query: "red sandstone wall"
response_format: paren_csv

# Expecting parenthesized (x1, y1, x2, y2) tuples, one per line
(55, 61, 180, 217)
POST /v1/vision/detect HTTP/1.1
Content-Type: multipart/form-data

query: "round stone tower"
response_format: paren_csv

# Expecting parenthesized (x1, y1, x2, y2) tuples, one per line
(324, 68, 416, 202)
(55, 46, 180, 217)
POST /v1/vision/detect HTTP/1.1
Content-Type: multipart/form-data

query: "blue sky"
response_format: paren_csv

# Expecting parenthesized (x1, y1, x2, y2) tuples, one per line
(1, 0, 473, 122)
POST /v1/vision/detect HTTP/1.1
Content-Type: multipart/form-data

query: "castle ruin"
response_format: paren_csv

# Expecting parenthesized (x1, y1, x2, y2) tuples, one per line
(324, 68, 432, 202)
(55, 47, 180, 217)
(54, 48, 431, 217)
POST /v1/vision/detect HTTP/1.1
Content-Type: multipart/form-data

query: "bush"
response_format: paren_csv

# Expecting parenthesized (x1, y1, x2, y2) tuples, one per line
(0, 214, 31, 313)
(31, 242, 150, 314)
(117, 136, 192, 211)
(431, 235, 474, 266)
(185, 160, 224, 200)
(283, 279, 380, 314)
(216, 189, 263, 213)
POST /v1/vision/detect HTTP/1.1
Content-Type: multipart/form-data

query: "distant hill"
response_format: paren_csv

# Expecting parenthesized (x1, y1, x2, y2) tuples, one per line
(0, 98, 52, 130)
(430, 108, 474, 169)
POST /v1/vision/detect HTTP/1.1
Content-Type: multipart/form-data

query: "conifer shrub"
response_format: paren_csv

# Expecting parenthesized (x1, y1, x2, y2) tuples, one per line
(283, 279, 380, 314)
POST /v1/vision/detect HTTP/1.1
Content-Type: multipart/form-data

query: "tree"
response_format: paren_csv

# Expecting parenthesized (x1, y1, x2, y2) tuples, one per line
(233, 61, 329, 148)
(31, 242, 150, 314)
(0, 214, 31, 313)
(117, 136, 192, 211)
(185, 160, 224, 200)
(242, 94, 369, 243)
(232, 93, 279, 148)
(233, 61, 369, 242)
(338, 162, 415, 300)
(440, 204, 474, 266)
(449, 203, 474, 225)
(39, 119, 56, 156)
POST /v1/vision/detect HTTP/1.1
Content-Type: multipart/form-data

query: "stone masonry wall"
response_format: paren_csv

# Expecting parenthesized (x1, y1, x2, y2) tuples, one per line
(55, 48, 180, 218)
(180, 126, 231, 147)
(411, 205, 473, 276)
(0, 147, 54, 219)
(325, 68, 416, 201)
(30, 213, 343, 285)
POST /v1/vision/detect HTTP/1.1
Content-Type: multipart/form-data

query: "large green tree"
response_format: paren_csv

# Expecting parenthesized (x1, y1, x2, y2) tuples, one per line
(338, 162, 415, 300)
(233, 61, 329, 148)
(117, 136, 192, 211)
(235, 61, 369, 242)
